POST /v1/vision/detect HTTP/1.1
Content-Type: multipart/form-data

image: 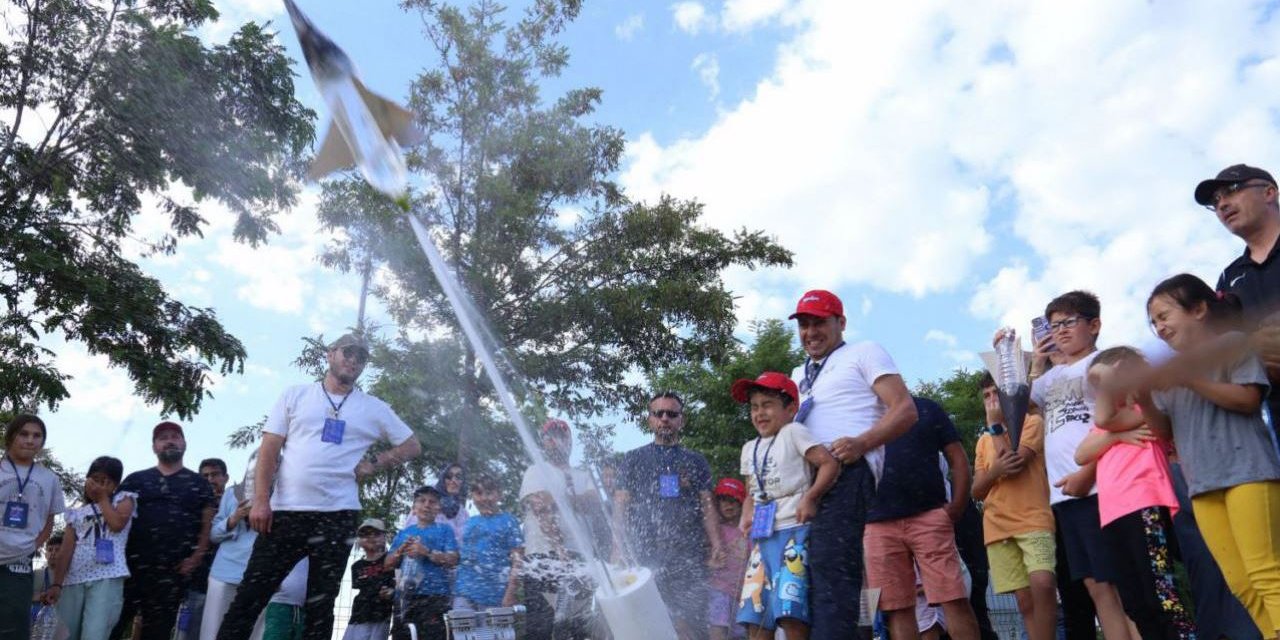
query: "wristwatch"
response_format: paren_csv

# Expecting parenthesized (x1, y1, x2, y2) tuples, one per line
(987, 423, 1006, 436)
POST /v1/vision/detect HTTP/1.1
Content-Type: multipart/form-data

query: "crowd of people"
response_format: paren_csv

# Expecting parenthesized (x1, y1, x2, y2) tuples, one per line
(3, 162, 1280, 640)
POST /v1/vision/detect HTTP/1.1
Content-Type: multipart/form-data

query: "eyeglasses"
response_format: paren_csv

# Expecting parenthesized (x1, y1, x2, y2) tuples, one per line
(1048, 316, 1092, 332)
(1205, 181, 1271, 211)
(338, 345, 369, 364)
(650, 409, 683, 419)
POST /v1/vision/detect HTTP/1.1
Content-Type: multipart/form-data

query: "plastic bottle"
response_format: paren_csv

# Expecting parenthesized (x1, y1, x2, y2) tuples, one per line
(31, 605, 59, 640)
(177, 601, 192, 631)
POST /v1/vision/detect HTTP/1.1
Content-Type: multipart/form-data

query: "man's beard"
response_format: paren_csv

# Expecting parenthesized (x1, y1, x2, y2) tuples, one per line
(158, 447, 184, 464)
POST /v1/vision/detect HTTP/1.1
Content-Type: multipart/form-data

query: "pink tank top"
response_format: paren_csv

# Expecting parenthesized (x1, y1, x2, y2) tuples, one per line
(1092, 426, 1179, 526)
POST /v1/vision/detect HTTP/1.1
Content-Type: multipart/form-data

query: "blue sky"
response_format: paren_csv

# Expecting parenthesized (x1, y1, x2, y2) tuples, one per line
(28, 0, 1280, 482)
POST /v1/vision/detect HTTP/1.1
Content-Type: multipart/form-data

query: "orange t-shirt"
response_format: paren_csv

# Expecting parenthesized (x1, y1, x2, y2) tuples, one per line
(974, 415, 1055, 545)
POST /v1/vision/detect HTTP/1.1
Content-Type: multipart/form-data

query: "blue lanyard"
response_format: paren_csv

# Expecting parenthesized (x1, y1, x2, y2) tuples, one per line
(6, 456, 33, 500)
(801, 342, 846, 394)
(751, 435, 778, 499)
(320, 383, 350, 417)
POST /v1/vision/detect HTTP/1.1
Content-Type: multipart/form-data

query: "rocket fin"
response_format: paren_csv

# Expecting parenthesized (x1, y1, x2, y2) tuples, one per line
(307, 121, 355, 181)
(354, 77, 426, 147)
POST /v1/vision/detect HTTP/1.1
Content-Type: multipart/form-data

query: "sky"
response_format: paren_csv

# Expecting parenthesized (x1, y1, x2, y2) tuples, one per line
(23, 0, 1280, 483)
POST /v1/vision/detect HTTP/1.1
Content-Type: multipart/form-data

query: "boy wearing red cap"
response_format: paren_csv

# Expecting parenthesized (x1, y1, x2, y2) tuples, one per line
(709, 478, 748, 640)
(731, 372, 839, 640)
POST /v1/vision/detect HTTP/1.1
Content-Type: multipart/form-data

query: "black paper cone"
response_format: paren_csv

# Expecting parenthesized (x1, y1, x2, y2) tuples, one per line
(997, 384, 1031, 450)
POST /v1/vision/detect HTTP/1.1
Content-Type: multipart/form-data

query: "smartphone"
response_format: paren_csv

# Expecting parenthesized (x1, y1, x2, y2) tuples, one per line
(1031, 316, 1058, 352)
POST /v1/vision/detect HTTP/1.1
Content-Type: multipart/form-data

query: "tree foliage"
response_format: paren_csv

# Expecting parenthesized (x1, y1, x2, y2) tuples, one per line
(912, 368, 986, 462)
(650, 320, 804, 481)
(0, 0, 315, 417)
(313, 0, 792, 494)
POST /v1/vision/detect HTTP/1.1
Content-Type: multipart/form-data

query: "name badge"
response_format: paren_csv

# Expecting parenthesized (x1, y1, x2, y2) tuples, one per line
(3, 501, 28, 529)
(795, 397, 814, 424)
(750, 501, 776, 539)
(658, 473, 680, 498)
(95, 538, 114, 564)
(322, 417, 346, 444)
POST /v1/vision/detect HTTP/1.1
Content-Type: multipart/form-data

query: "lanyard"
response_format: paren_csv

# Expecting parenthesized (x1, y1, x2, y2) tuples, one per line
(751, 435, 778, 499)
(6, 456, 33, 500)
(320, 383, 350, 418)
(801, 341, 846, 394)
(90, 504, 103, 541)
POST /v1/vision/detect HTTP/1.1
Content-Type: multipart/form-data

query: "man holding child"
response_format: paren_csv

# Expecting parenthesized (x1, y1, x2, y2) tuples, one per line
(787, 289, 918, 638)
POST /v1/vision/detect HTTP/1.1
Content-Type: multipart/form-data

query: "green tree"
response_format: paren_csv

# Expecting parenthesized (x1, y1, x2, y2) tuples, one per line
(649, 320, 804, 480)
(314, 0, 792, 494)
(913, 368, 986, 462)
(0, 0, 315, 418)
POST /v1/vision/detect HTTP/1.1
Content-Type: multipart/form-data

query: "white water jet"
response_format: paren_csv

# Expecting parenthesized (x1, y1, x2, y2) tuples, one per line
(405, 214, 677, 639)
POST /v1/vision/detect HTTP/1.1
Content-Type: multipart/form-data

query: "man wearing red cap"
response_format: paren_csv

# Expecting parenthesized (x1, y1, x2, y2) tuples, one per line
(519, 418, 603, 639)
(217, 333, 422, 640)
(787, 289, 918, 638)
(112, 421, 216, 640)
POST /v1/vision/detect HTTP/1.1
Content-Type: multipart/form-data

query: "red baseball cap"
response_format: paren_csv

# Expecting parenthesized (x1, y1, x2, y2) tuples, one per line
(713, 477, 747, 502)
(789, 289, 843, 319)
(152, 421, 184, 440)
(731, 372, 800, 404)
(540, 418, 570, 437)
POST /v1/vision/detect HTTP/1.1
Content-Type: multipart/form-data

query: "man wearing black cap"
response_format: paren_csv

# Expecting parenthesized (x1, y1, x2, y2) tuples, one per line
(217, 333, 421, 640)
(1197, 164, 1280, 328)
(112, 421, 216, 640)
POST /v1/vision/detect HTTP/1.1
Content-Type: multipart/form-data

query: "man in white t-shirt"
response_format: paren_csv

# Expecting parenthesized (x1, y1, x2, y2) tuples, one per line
(519, 419, 601, 640)
(216, 333, 422, 640)
(786, 289, 918, 639)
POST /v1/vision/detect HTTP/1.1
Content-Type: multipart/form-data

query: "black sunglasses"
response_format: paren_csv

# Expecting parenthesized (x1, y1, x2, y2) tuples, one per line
(650, 409, 683, 419)
(337, 345, 369, 363)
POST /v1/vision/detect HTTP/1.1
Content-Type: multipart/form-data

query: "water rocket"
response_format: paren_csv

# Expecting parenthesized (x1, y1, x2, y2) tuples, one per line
(283, 0, 424, 198)
(980, 329, 1032, 450)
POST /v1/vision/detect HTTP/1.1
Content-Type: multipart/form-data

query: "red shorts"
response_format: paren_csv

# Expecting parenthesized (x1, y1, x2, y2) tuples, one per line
(863, 507, 969, 611)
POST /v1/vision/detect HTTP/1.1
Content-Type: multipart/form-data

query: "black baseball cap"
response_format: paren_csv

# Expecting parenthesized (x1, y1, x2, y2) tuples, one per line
(1194, 164, 1277, 206)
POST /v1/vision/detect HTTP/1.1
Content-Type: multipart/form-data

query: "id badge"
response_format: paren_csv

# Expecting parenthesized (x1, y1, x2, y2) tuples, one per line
(750, 501, 777, 539)
(2, 500, 28, 529)
(659, 473, 680, 498)
(95, 538, 114, 564)
(322, 417, 346, 444)
(795, 397, 814, 424)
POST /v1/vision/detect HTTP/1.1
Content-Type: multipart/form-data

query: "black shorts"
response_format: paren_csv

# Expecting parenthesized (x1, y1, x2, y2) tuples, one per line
(1053, 495, 1117, 583)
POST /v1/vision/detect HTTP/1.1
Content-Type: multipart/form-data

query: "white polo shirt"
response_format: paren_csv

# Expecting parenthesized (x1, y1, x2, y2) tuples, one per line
(265, 383, 414, 511)
(791, 340, 900, 481)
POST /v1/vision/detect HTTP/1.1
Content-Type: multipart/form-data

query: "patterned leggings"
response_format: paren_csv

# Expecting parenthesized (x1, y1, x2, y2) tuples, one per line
(1103, 506, 1197, 640)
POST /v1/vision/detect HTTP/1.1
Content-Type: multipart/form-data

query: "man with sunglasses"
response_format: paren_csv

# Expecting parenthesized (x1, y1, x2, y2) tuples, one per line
(216, 333, 422, 640)
(613, 391, 721, 640)
(1198, 164, 1280, 329)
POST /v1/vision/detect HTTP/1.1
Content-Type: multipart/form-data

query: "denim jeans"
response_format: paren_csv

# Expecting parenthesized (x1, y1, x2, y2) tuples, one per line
(58, 577, 125, 640)
(808, 460, 875, 640)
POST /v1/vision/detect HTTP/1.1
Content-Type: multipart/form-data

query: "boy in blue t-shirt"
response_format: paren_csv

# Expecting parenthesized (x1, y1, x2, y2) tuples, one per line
(387, 486, 459, 640)
(454, 474, 523, 610)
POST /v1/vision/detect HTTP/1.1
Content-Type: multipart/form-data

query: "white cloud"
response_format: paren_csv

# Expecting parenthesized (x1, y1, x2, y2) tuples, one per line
(615, 13, 644, 41)
(721, 0, 793, 32)
(691, 53, 721, 99)
(860, 295, 873, 317)
(672, 2, 715, 35)
(924, 329, 958, 348)
(925, 329, 977, 366)
(624, 0, 1280, 351)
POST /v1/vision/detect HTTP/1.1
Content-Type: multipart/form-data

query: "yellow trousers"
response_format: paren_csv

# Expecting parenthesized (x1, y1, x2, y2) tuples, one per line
(1193, 481, 1280, 635)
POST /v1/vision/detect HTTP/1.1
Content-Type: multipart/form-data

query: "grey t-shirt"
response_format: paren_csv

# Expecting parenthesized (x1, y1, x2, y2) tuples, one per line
(0, 459, 65, 565)
(1154, 333, 1280, 496)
